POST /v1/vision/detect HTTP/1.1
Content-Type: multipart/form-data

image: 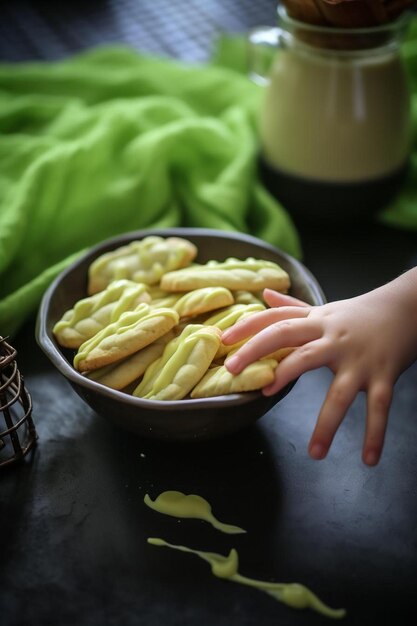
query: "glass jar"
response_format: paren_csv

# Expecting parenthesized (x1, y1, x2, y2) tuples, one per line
(249, 6, 412, 221)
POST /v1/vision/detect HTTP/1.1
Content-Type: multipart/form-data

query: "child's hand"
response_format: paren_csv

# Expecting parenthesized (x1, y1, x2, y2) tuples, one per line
(222, 270, 417, 466)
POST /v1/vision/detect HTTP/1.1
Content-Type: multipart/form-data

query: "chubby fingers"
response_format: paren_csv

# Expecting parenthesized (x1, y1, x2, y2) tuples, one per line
(308, 371, 360, 461)
(225, 317, 321, 375)
(362, 379, 393, 466)
(263, 289, 310, 308)
(308, 373, 393, 466)
(222, 305, 310, 346)
(262, 337, 329, 396)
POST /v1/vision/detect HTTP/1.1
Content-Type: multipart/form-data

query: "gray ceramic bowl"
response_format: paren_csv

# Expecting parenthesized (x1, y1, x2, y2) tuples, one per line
(36, 228, 325, 441)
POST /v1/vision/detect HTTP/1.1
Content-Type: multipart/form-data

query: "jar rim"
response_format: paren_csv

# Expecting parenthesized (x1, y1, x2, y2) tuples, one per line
(276, 4, 411, 36)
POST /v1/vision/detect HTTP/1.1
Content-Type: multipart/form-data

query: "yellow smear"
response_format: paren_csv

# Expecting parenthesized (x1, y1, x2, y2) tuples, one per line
(144, 491, 246, 535)
(147, 538, 346, 620)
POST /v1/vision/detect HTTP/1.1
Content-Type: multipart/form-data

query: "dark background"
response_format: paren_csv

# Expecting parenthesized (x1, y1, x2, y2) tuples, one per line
(1, 2, 417, 626)
(0, 0, 277, 63)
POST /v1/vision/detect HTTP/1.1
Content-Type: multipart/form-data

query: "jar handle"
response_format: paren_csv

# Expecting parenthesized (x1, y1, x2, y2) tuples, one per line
(248, 27, 283, 85)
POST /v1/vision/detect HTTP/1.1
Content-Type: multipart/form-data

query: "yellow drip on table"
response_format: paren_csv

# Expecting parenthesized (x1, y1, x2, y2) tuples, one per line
(148, 537, 346, 620)
(144, 490, 246, 534)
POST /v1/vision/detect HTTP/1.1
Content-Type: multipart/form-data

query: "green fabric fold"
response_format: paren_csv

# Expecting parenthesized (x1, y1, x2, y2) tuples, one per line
(1, 20, 417, 338)
(0, 47, 301, 337)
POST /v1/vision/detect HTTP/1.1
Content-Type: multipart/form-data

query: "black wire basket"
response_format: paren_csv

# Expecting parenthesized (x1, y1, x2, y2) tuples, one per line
(0, 336, 37, 468)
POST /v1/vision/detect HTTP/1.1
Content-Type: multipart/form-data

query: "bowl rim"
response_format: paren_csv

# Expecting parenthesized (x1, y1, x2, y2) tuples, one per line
(36, 227, 326, 411)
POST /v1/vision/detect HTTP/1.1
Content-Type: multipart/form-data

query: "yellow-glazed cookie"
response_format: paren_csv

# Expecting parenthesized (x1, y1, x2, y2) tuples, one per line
(53, 280, 150, 349)
(148, 287, 234, 320)
(74, 303, 179, 372)
(190, 359, 277, 398)
(173, 287, 234, 319)
(85, 330, 175, 390)
(133, 325, 221, 400)
(133, 323, 214, 399)
(88, 236, 197, 294)
(160, 258, 290, 293)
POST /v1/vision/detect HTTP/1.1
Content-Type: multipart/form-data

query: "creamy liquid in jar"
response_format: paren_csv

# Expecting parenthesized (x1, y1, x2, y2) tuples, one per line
(260, 45, 411, 182)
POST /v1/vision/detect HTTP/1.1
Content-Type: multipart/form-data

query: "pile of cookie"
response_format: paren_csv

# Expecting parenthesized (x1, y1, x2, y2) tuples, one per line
(53, 236, 292, 400)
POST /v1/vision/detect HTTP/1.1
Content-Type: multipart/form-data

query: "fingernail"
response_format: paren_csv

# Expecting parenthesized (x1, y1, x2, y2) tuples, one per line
(364, 450, 380, 466)
(225, 356, 238, 372)
(309, 443, 327, 460)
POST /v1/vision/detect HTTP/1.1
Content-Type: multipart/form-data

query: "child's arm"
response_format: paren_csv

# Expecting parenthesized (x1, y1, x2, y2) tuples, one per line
(222, 268, 417, 466)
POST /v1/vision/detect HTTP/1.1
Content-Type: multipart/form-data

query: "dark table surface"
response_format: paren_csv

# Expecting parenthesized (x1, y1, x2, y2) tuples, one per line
(1, 2, 417, 626)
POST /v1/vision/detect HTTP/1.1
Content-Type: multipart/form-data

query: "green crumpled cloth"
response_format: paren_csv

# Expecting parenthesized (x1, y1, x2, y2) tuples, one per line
(0, 46, 301, 337)
(1, 19, 417, 338)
